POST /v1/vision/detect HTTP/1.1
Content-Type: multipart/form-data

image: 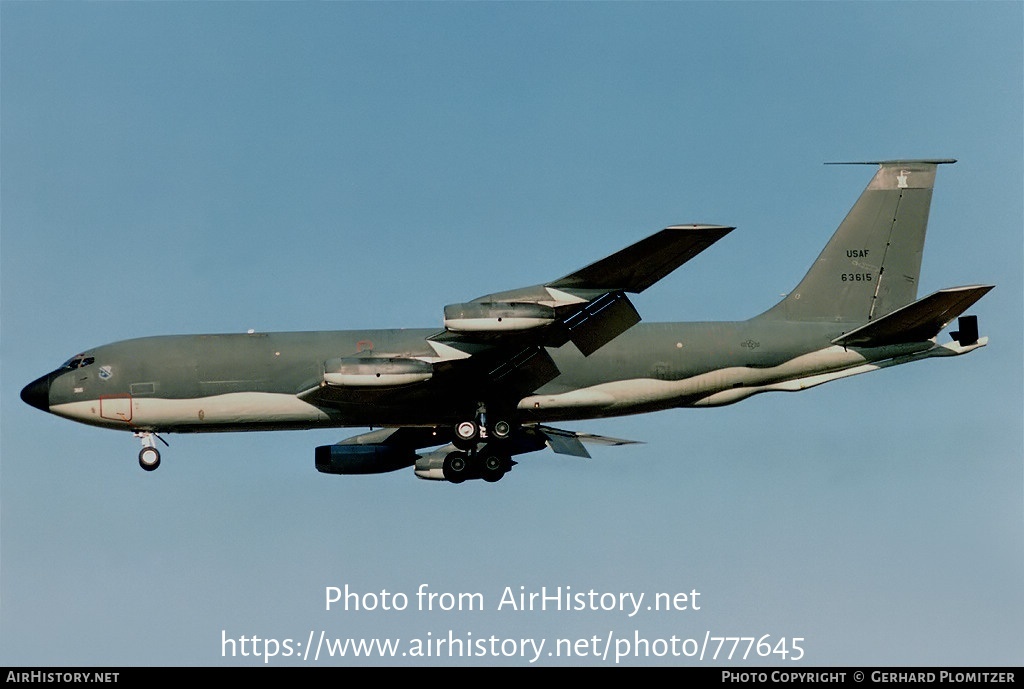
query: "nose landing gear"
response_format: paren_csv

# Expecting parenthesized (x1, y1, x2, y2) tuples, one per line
(134, 432, 169, 472)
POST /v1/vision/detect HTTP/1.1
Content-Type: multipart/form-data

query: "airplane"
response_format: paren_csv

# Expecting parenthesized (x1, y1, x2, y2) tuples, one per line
(20, 159, 993, 483)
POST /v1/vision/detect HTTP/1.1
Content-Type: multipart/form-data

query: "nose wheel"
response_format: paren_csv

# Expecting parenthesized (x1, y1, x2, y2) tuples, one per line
(139, 446, 161, 471)
(134, 432, 168, 472)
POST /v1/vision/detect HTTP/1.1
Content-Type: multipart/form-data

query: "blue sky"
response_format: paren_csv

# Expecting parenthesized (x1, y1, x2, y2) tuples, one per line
(2, 2, 1021, 666)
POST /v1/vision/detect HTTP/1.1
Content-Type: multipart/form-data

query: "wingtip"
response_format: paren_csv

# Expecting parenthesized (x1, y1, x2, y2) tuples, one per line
(663, 223, 735, 232)
(941, 283, 996, 295)
(825, 159, 958, 166)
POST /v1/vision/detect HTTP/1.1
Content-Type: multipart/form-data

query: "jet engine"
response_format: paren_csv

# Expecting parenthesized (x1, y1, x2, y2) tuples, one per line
(314, 443, 417, 475)
(443, 301, 556, 332)
(323, 356, 433, 387)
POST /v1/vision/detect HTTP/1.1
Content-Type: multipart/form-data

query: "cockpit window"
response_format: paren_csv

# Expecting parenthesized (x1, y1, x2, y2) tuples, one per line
(61, 354, 95, 370)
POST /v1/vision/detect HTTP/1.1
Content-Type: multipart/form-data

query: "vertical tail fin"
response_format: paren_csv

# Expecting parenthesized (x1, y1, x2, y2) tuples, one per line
(759, 159, 956, 323)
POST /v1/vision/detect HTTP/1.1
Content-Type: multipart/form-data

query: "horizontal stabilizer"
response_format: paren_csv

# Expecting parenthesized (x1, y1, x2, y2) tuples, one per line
(826, 159, 957, 168)
(548, 224, 733, 293)
(832, 285, 994, 347)
(534, 424, 641, 458)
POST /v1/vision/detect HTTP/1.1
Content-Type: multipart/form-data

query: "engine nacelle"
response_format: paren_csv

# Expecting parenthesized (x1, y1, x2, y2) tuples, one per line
(323, 356, 433, 387)
(413, 450, 448, 481)
(444, 301, 556, 333)
(315, 443, 417, 475)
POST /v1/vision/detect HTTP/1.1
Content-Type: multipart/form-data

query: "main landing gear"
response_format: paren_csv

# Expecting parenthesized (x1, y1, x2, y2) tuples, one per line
(442, 446, 515, 483)
(134, 432, 169, 472)
(444, 409, 515, 483)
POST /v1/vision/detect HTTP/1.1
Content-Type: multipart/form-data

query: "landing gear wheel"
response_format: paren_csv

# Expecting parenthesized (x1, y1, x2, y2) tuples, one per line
(443, 451, 470, 484)
(139, 446, 161, 472)
(452, 420, 479, 450)
(481, 452, 508, 483)
(490, 419, 512, 440)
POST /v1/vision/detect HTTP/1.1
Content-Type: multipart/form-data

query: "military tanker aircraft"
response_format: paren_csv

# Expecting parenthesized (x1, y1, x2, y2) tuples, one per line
(21, 160, 992, 482)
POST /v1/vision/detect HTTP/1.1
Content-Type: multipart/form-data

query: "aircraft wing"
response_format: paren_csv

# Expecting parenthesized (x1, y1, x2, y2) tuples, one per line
(315, 423, 642, 478)
(304, 224, 732, 409)
(323, 424, 640, 462)
(548, 224, 735, 293)
(418, 224, 734, 396)
(435, 223, 732, 366)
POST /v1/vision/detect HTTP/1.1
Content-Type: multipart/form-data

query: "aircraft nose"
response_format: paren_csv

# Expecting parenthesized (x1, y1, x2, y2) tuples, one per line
(21, 373, 52, 412)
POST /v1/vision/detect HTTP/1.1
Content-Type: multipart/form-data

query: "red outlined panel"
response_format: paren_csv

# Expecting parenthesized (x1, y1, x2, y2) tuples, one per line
(99, 394, 133, 423)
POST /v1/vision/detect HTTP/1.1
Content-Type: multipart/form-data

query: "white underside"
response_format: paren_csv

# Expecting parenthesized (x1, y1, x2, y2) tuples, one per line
(51, 392, 329, 429)
(519, 340, 985, 414)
